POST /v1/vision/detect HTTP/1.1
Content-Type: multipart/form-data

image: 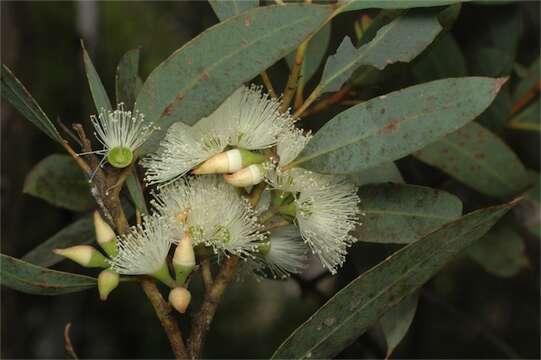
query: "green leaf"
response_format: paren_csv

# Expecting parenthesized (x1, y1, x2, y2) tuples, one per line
(292, 77, 505, 174)
(414, 121, 529, 198)
(286, 24, 331, 87)
(508, 99, 540, 132)
(22, 216, 95, 268)
(354, 184, 462, 244)
(513, 57, 539, 103)
(1, 254, 96, 295)
(82, 41, 112, 113)
(115, 47, 140, 110)
(135, 4, 332, 154)
(272, 202, 513, 359)
(380, 292, 420, 357)
(347, 162, 404, 186)
(209, 0, 259, 21)
(339, 0, 469, 13)
(23, 154, 95, 211)
(320, 10, 442, 93)
(1, 64, 63, 143)
(466, 222, 529, 278)
(412, 32, 467, 82)
(126, 169, 148, 214)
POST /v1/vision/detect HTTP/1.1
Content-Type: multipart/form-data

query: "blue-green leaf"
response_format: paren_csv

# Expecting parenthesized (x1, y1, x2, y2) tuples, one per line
(81, 41, 113, 113)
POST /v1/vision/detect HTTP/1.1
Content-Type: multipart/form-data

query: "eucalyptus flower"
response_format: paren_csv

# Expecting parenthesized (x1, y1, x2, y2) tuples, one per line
(109, 215, 175, 286)
(153, 176, 267, 258)
(142, 85, 291, 184)
(257, 225, 308, 279)
(89, 103, 154, 168)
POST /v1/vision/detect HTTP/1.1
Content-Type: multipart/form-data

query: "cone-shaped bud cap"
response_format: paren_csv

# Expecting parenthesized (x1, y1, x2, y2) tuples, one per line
(53, 245, 108, 268)
(94, 211, 118, 257)
(98, 269, 119, 301)
(169, 287, 192, 314)
(173, 233, 195, 285)
(193, 149, 265, 175)
(224, 164, 265, 187)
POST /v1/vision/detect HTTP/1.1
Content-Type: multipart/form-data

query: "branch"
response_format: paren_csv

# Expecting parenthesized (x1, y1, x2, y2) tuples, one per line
(188, 256, 240, 359)
(260, 71, 277, 99)
(141, 279, 189, 359)
(511, 79, 540, 114)
(301, 84, 352, 118)
(281, 39, 309, 113)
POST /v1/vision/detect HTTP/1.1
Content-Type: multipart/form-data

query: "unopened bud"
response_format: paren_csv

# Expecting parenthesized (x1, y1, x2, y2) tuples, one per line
(173, 233, 196, 285)
(151, 262, 176, 288)
(97, 269, 119, 301)
(168, 287, 192, 314)
(224, 164, 265, 187)
(193, 149, 265, 175)
(94, 211, 118, 257)
(53, 245, 108, 268)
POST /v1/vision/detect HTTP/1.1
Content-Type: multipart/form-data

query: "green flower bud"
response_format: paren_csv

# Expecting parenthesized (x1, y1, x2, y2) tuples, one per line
(193, 148, 265, 175)
(168, 287, 192, 314)
(53, 245, 108, 268)
(151, 262, 176, 288)
(93, 211, 118, 257)
(173, 233, 195, 285)
(97, 269, 119, 301)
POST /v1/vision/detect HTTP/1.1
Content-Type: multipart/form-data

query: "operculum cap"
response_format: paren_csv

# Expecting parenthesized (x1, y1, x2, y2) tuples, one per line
(169, 287, 192, 314)
(97, 269, 119, 301)
(223, 164, 265, 187)
(192, 148, 265, 175)
(53, 245, 108, 268)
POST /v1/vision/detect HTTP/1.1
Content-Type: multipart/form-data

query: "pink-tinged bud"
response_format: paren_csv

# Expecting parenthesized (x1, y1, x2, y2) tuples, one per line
(173, 233, 195, 285)
(97, 269, 119, 301)
(168, 287, 192, 314)
(53, 245, 108, 268)
(193, 149, 265, 175)
(224, 164, 265, 187)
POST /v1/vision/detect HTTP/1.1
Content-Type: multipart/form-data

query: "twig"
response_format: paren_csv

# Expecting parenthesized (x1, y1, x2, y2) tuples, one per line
(62, 141, 92, 176)
(301, 84, 352, 118)
(141, 279, 188, 360)
(293, 84, 323, 120)
(281, 39, 309, 113)
(64, 323, 78, 359)
(511, 80, 540, 114)
(200, 257, 214, 292)
(188, 256, 240, 359)
(248, 182, 267, 208)
(260, 71, 277, 99)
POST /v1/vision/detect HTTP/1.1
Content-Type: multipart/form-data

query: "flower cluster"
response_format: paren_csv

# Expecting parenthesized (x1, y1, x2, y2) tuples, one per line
(57, 85, 361, 300)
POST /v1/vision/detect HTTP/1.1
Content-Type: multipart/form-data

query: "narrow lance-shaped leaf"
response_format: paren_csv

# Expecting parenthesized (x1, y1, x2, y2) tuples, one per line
(339, 0, 470, 13)
(22, 216, 95, 268)
(23, 154, 95, 212)
(209, 0, 259, 21)
(272, 201, 514, 359)
(354, 184, 463, 244)
(320, 10, 443, 93)
(414, 121, 529, 198)
(380, 292, 420, 357)
(115, 47, 140, 110)
(1, 64, 63, 143)
(81, 41, 113, 113)
(126, 169, 148, 214)
(135, 3, 333, 154)
(347, 162, 404, 186)
(1, 254, 96, 295)
(466, 221, 529, 278)
(291, 77, 505, 174)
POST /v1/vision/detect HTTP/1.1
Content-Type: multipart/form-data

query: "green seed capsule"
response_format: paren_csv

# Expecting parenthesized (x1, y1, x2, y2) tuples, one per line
(107, 147, 133, 168)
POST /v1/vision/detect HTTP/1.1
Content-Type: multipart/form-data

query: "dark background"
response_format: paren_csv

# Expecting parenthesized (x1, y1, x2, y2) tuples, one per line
(2, 1, 540, 359)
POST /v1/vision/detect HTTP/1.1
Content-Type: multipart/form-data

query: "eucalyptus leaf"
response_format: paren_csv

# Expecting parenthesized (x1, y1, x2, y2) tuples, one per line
(22, 216, 95, 268)
(354, 184, 463, 244)
(380, 292, 420, 357)
(23, 154, 94, 212)
(513, 57, 540, 103)
(135, 4, 333, 154)
(115, 47, 140, 110)
(126, 169, 148, 214)
(414, 121, 529, 198)
(1, 254, 96, 295)
(286, 24, 331, 87)
(81, 41, 113, 113)
(347, 162, 404, 186)
(320, 10, 442, 93)
(466, 222, 529, 278)
(209, 0, 259, 21)
(1, 64, 63, 143)
(292, 77, 505, 174)
(339, 0, 470, 14)
(272, 202, 513, 359)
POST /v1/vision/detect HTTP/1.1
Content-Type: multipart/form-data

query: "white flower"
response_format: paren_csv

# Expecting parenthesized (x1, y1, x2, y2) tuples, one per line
(294, 174, 360, 274)
(216, 85, 291, 150)
(259, 225, 308, 279)
(152, 176, 267, 258)
(142, 122, 227, 185)
(109, 215, 173, 275)
(89, 103, 154, 168)
(276, 125, 312, 167)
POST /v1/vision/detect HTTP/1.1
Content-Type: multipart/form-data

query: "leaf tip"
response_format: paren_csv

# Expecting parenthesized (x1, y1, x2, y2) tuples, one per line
(493, 76, 509, 95)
